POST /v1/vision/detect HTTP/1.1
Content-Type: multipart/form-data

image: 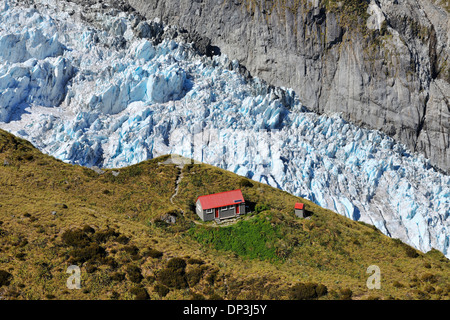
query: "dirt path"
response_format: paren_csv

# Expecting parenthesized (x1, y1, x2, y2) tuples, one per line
(170, 165, 184, 204)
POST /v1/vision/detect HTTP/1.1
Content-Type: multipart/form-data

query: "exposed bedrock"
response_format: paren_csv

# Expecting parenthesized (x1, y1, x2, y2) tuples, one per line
(124, 0, 449, 172)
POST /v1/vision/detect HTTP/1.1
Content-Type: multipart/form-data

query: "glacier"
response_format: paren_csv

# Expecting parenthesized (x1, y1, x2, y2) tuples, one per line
(0, 0, 449, 258)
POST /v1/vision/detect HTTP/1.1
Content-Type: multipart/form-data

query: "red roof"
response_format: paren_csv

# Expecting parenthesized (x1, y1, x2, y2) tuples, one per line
(197, 189, 245, 210)
(295, 202, 304, 210)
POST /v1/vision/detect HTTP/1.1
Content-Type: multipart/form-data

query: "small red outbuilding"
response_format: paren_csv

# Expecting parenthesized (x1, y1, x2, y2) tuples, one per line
(295, 202, 305, 218)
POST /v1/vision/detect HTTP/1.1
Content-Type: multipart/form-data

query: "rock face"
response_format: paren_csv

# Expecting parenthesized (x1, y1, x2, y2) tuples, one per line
(126, 0, 450, 173)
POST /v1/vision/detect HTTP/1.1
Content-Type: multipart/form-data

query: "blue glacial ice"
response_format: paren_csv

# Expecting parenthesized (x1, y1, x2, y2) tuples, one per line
(0, 0, 449, 258)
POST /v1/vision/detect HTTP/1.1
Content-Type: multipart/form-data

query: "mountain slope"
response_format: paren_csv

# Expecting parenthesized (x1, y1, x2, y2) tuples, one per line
(0, 129, 449, 300)
(0, 0, 448, 259)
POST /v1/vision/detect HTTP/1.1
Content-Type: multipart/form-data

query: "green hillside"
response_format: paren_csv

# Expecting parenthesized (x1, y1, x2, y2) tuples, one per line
(0, 129, 449, 300)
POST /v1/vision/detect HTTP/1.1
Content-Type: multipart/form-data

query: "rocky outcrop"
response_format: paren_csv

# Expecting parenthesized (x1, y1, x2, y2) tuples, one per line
(125, 0, 449, 173)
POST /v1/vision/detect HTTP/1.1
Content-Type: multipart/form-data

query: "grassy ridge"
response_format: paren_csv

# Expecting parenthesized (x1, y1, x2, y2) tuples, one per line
(0, 129, 449, 300)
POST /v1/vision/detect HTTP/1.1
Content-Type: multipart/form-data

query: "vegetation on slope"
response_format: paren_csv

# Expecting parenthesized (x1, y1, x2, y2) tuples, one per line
(0, 129, 449, 300)
(189, 214, 283, 261)
(244, 0, 370, 31)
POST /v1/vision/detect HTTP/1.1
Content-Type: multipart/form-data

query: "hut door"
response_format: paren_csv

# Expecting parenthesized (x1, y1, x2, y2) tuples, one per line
(235, 204, 240, 214)
(215, 208, 219, 218)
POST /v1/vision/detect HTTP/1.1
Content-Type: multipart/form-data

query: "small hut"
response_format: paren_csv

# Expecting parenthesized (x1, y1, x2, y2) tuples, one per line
(295, 202, 305, 218)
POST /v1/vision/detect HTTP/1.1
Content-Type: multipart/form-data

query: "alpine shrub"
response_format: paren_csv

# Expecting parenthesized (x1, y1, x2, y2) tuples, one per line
(111, 272, 126, 282)
(61, 229, 90, 248)
(126, 264, 143, 283)
(405, 246, 419, 258)
(167, 258, 187, 272)
(82, 225, 96, 234)
(154, 283, 170, 297)
(187, 258, 204, 265)
(123, 245, 141, 260)
(146, 248, 163, 259)
(130, 286, 150, 300)
(255, 203, 270, 213)
(186, 266, 205, 287)
(69, 243, 106, 264)
(93, 228, 120, 243)
(157, 269, 188, 289)
(339, 288, 353, 300)
(315, 284, 328, 297)
(0, 270, 12, 286)
(290, 283, 318, 300)
(116, 235, 130, 244)
(157, 258, 188, 289)
(239, 178, 253, 188)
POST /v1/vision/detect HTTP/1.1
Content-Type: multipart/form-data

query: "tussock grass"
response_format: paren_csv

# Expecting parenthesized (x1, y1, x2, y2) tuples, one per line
(0, 129, 449, 300)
